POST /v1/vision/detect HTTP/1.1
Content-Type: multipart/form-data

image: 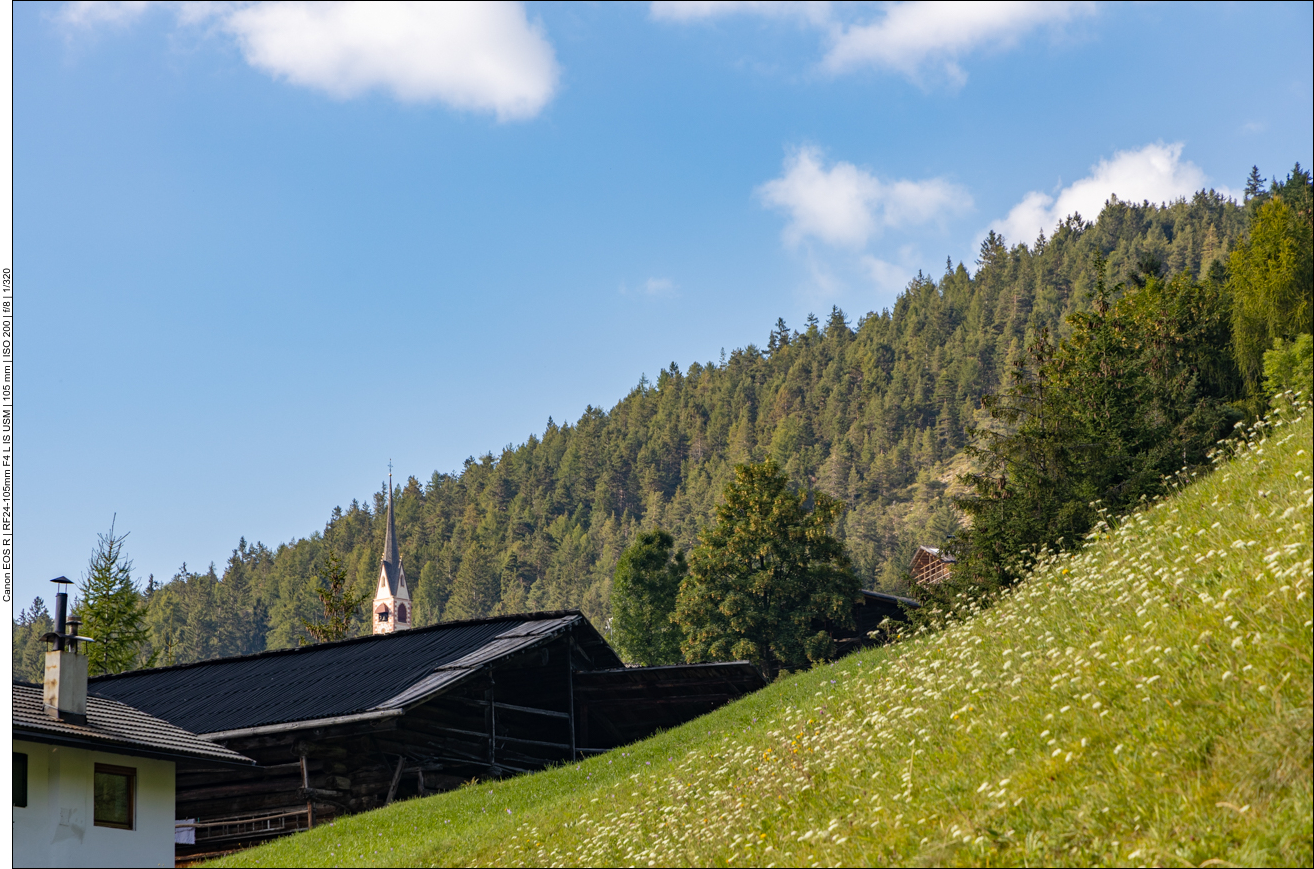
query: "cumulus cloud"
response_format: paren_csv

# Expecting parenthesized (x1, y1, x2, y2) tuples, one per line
(223, 2, 558, 118)
(57, 1, 560, 120)
(988, 142, 1220, 246)
(758, 147, 970, 248)
(653, 1, 1094, 85)
(823, 1, 1093, 82)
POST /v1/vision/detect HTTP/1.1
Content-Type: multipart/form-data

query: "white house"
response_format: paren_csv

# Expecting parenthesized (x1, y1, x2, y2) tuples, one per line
(12, 585, 251, 868)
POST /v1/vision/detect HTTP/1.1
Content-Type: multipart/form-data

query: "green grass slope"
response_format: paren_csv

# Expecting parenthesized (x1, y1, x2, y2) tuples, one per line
(218, 409, 1313, 868)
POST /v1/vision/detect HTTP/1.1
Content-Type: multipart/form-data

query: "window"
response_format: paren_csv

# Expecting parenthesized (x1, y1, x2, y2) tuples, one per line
(397, 603, 408, 623)
(13, 752, 27, 808)
(93, 764, 136, 830)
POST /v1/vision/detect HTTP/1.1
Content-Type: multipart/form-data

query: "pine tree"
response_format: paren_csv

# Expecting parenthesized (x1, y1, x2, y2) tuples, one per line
(611, 529, 685, 666)
(301, 550, 369, 644)
(78, 521, 154, 675)
(1244, 165, 1267, 202)
(675, 460, 858, 677)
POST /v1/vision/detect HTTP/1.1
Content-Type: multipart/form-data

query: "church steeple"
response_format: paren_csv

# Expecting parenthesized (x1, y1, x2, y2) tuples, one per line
(372, 468, 412, 635)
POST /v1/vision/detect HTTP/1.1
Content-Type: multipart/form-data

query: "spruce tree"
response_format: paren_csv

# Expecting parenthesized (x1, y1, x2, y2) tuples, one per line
(1244, 165, 1267, 202)
(675, 460, 858, 677)
(78, 521, 154, 675)
(301, 550, 369, 643)
(611, 529, 685, 666)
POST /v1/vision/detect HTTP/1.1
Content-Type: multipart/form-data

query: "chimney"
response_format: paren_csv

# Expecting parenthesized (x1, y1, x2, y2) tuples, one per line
(43, 577, 90, 726)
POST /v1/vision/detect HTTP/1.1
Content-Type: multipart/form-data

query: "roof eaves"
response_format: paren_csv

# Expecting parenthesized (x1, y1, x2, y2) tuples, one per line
(861, 590, 922, 608)
(14, 726, 256, 766)
(200, 707, 406, 741)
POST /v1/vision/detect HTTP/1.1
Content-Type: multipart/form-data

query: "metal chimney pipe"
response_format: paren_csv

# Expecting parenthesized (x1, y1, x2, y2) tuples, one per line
(51, 576, 72, 651)
(45, 576, 87, 724)
(65, 616, 82, 655)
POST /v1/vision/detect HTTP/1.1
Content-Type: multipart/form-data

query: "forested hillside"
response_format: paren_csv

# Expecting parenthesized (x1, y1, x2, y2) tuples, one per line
(14, 189, 1253, 674)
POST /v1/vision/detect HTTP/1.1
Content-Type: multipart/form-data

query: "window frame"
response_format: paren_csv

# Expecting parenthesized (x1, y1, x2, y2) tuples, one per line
(13, 752, 28, 808)
(93, 763, 137, 831)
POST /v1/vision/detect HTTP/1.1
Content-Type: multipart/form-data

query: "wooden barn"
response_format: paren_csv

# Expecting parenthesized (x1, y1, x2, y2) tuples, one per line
(88, 610, 765, 861)
(827, 590, 921, 655)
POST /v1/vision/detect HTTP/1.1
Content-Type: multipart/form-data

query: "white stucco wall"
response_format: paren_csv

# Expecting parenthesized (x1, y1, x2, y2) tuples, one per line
(12, 739, 175, 869)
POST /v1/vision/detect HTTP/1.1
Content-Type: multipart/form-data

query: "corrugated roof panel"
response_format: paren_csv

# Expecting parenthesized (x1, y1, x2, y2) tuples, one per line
(89, 613, 583, 734)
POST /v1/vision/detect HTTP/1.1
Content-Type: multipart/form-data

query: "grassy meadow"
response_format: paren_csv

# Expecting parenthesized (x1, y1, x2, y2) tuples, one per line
(216, 406, 1313, 868)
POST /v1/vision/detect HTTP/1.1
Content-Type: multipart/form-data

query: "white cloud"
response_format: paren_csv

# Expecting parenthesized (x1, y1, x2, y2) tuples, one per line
(650, 1, 831, 26)
(654, 1, 1095, 85)
(643, 277, 677, 295)
(223, 2, 558, 119)
(860, 253, 919, 297)
(988, 142, 1222, 246)
(57, 1, 150, 28)
(620, 277, 679, 297)
(57, 1, 560, 120)
(757, 147, 970, 248)
(824, 1, 1093, 82)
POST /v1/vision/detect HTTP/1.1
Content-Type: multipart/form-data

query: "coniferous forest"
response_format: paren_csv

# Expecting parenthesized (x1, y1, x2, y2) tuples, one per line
(17, 181, 1294, 678)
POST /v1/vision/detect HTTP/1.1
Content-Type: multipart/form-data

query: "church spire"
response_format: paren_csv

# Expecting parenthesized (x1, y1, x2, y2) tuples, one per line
(380, 471, 402, 596)
(372, 466, 411, 634)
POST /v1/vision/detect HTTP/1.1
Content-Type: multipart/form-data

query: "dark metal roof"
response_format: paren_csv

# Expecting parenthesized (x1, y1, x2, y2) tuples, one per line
(861, 589, 921, 609)
(12, 683, 253, 766)
(88, 612, 619, 736)
(379, 485, 406, 598)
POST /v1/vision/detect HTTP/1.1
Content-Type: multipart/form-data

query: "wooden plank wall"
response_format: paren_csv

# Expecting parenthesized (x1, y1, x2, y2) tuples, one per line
(175, 635, 581, 859)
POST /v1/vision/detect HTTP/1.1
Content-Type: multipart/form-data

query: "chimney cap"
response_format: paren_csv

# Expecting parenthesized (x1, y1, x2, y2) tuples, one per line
(51, 576, 73, 586)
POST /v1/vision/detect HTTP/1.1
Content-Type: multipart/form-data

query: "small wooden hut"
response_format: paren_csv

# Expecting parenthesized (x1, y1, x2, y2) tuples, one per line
(911, 545, 956, 586)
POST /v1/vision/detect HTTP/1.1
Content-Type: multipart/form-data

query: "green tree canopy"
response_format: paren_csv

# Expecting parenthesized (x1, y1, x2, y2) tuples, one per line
(1263, 333, 1313, 400)
(301, 550, 369, 644)
(951, 267, 1243, 600)
(12, 597, 53, 683)
(1229, 167, 1314, 388)
(77, 521, 154, 675)
(611, 529, 685, 666)
(675, 460, 858, 677)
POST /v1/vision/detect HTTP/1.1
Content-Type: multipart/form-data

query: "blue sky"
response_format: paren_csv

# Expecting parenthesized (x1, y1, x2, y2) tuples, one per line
(14, 1, 1313, 608)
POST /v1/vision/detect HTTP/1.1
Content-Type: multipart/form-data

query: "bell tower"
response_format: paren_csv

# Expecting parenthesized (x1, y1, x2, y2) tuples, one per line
(372, 468, 412, 635)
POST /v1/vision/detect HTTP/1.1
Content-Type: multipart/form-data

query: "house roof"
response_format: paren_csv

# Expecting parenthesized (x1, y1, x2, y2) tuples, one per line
(88, 611, 621, 737)
(11, 682, 253, 766)
(860, 589, 921, 609)
(913, 545, 957, 564)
